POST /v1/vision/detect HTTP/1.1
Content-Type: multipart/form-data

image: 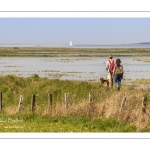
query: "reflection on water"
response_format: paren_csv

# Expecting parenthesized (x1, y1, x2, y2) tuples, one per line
(0, 57, 149, 82)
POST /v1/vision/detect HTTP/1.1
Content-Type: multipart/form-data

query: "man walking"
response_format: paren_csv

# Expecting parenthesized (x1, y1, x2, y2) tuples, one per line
(106, 54, 115, 88)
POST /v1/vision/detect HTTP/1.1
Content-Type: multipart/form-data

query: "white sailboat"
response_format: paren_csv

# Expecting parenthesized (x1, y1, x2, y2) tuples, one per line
(70, 41, 73, 46)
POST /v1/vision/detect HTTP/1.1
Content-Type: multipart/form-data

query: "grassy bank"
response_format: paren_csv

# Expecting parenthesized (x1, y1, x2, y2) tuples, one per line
(0, 75, 150, 132)
(0, 114, 137, 132)
(0, 47, 150, 57)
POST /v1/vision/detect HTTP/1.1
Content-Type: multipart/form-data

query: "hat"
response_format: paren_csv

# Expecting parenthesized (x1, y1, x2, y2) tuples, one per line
(109, 54, 113, 59)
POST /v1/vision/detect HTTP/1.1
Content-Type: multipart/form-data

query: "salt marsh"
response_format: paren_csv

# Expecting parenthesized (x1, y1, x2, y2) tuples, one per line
(0, 57, 149, 82)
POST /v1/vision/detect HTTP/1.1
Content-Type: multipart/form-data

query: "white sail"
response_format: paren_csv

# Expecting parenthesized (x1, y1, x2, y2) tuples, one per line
(70, 41, 73, 46)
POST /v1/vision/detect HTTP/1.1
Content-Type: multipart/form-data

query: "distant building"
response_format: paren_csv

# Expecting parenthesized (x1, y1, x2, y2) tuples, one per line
(70, 41, 73, 46)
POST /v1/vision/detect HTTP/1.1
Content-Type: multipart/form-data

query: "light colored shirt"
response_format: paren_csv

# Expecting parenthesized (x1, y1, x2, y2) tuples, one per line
(106, 59, 114, 73)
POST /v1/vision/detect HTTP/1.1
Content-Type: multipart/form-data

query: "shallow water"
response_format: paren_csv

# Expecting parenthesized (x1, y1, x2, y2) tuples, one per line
(0, 57, 149, 82)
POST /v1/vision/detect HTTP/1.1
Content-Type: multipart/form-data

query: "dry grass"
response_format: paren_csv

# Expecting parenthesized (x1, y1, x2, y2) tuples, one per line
(1, 75, 150, 131)
(28, 86, 150, 130)
(3, 86, 148, 130)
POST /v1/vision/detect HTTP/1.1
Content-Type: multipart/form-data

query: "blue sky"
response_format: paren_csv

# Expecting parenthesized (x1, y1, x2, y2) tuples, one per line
(0, 18, 150, 45)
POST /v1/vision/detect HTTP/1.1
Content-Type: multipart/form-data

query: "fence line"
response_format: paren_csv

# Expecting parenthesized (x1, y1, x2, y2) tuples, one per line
(31, 94, 36, 112)
(119, 97, 126, 113)
(18, 95, 23, 113)
(0, 92, 2, 111)
(142, 96, 147, 114)
(0, 92, 149, 115)
(89, 93, 93, 104)
(65, 93, 69, 109)
(48, 93, 52, 109)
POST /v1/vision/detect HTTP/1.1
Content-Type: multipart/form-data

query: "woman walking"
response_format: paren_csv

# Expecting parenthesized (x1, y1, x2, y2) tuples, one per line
(113, 59, 123, 91)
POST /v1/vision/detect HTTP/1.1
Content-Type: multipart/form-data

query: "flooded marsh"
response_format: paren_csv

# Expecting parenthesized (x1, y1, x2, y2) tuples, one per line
(0, 57, 149, 83)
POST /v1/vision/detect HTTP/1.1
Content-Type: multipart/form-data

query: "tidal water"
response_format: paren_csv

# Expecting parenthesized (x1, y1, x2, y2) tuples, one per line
(0, 57, 149, 82)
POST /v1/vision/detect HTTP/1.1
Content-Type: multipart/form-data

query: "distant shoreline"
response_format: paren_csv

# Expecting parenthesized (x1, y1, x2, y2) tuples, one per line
(1, 43, 150, 48)
(0, 47, 150, 57)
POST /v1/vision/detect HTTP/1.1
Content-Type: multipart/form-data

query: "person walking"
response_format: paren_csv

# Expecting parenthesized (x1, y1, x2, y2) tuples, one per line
(113, 59, 123, 91)
(106, 54, 115, 88)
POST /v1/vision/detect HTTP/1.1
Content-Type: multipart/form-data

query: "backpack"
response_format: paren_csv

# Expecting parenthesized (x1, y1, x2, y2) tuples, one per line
(108, 60, 114, 74)
(115, 65, 123, 75)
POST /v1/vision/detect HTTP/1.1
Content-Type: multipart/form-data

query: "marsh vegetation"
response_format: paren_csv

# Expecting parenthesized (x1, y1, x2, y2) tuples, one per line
(0, 47, 150, 132)
(0, 75, 150, 132)
(0, 47, 150, 57)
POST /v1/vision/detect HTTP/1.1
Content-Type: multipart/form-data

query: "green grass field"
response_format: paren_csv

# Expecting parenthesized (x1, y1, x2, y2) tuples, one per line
(0, 75, 150, 132)
(0, 114, 137, 132)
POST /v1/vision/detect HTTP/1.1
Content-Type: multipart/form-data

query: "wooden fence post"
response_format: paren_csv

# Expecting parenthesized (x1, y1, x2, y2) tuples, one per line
(65, 93, 69, 109)
(89, 93, 93, 104)
(48, 93, 52, 109)
(18, 95, 23, 112)
(142, 96, 147, 114)
(0, 92, 2, 111)
(31, 94, 36, 112)
(119, 97, 126, 113)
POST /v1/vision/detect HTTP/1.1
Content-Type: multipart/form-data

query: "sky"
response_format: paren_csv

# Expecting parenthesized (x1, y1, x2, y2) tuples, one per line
(0, 18, 150, 45)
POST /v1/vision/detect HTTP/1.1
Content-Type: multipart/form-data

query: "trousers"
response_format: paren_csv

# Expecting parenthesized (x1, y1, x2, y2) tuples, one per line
(114, 74, 122, 90)
(107, 73, 113, 88)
